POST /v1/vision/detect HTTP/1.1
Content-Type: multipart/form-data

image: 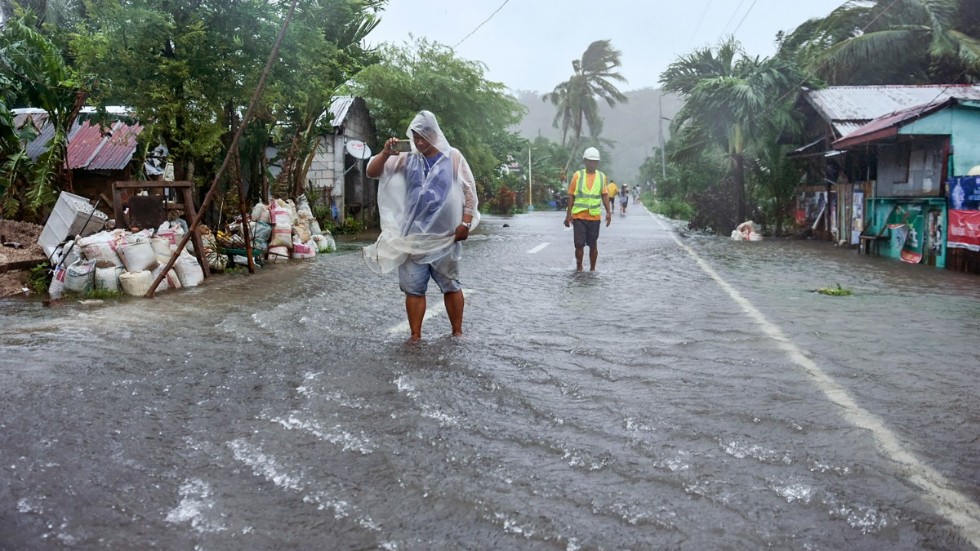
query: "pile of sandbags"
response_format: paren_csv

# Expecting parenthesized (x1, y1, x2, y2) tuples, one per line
(48, 226, 205, 299)
(226, 196, 336, 266)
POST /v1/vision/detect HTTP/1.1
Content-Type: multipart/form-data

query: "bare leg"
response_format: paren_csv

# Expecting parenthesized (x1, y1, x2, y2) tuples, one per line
(589, 246, 598, 271)
(444, 290, 464, 337)
(405, 294, 426, 342)
(575, 247, 584, 271)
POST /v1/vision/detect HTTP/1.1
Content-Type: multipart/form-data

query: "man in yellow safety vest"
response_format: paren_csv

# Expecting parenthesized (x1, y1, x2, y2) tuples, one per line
(563, 147, 612, 271)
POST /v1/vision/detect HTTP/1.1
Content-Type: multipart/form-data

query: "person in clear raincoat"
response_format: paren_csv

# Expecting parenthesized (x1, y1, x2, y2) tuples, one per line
(364, 111, 480, 342)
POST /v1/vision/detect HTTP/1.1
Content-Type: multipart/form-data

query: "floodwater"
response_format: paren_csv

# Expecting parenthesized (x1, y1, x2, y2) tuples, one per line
(1, 205, 978, 550)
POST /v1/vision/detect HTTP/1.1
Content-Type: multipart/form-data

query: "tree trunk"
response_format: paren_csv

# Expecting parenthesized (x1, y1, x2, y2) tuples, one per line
(733, 154, 746, 223)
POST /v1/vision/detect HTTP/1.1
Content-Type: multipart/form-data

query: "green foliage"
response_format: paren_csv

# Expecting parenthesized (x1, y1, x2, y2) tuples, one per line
(84, 288, 120, 300)
(778, 0, 980, 85)
(485, 185, 517, 215)
(0, 12, 88, 221)
(27, 262, 51, 294)
(323, 217, 364, 236)
(650, 197, 694, 221)
(345, 38, 526, 188)
(70, 0, 379, 203)
(660, 37, 804, 226)
(748, 138, 804, 235)
(815, 284, 853, 296)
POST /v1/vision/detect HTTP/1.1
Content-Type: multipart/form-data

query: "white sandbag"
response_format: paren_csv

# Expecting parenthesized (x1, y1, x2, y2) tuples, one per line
(94, 261, 124, 292)
(267, 246, 290, 263)
(251, 202, 271, 224)
(292, 239, 316, 259)
(51, 240, 81, 268)
(78, 230, 125, 266)
(270, 203, 291, 226)
(312, 233, 336, 253)
(48, 264, 67, 299)
(150, 237, 173, 258)
(150, 262, 181, 291)
(117, 239, 158, 272)
(270, 223, 292, 248)
(65, 259, 97, 293)
(119, 270, 152, 297)
(174, 252, 204, 287)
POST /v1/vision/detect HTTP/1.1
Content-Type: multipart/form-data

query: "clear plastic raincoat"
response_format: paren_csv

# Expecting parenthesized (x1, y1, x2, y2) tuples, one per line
(363, 111, 480, 278)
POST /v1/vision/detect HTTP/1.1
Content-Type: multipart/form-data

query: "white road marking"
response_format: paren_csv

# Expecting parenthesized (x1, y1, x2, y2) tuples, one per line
(648, 212, 980, 547)
(527, 242, 550, 254)
(387, 289, 475, 335)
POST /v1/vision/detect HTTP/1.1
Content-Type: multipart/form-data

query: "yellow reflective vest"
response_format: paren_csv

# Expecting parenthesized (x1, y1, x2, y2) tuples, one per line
(572, 169, 606, 217)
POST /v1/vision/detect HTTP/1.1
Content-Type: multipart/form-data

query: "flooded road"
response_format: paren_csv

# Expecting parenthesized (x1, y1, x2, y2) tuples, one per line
(2, 205, 979, 550)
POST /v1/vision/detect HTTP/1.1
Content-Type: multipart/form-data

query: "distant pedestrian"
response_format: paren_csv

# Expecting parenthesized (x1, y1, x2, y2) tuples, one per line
(619, 184, 629, 215)
(564, 147, 612, 272)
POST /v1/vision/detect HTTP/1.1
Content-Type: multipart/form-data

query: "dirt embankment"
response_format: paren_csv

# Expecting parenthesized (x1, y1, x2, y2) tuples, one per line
(0, 220, 47, 298)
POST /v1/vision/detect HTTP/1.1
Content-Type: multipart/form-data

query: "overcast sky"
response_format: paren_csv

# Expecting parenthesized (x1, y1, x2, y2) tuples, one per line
(365, 0, 846, 93)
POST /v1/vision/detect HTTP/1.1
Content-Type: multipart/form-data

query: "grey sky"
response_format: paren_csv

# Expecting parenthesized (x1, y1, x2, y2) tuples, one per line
(366, 0, 846, 93)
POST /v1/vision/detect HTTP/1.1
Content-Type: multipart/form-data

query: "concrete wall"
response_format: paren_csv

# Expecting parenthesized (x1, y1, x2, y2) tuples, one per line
(306, 97, 377, 224)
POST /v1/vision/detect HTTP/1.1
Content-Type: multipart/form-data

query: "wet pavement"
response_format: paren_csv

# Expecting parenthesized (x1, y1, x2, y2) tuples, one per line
(1, 204, 979, 550)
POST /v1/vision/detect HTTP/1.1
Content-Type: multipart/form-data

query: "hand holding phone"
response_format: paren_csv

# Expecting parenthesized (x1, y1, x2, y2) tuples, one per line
(392, 140, 412, 153)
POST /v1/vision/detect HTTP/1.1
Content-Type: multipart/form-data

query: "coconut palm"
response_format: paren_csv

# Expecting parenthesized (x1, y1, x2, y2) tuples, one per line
(660, 37, 802, 224)
(543, 39, 628, 173)
(780, 0, 980, 84)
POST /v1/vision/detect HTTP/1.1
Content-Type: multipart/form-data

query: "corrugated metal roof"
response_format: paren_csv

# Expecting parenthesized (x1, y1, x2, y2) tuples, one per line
(832, 97, 972, 149)
(14, 111, 55, 161)
(13, 111, 143, 170)
(328, 96, 355, 127)
(805, 84, 980, 137)
(85, 121, 143, 170)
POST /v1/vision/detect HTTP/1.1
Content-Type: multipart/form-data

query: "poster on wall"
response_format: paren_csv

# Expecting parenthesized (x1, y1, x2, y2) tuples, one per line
(948, 210, 980, 251)
(796, 191, 827, 229)
(851, 191, 864, 245)
(950, 177, 980, 210)
(948, 176, 980, 251)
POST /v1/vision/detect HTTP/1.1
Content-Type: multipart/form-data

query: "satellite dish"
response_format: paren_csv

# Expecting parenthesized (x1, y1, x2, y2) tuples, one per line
(345, 140, 371, 160)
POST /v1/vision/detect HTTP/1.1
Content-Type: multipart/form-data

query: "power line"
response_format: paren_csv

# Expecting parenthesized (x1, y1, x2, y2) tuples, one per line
(730, 0, 760, 37)
(453, 0, 512, 49)
(720, 0, 747, 37)
(687, 0, 715, 49)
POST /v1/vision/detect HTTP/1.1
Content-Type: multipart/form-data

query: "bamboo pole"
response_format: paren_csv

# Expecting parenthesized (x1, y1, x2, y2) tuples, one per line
(145, 0, 298, 297)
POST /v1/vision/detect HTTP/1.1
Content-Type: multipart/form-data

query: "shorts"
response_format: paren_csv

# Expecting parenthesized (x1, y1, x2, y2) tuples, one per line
(572, 219, 600, 248)
(399, 257, 461, 296)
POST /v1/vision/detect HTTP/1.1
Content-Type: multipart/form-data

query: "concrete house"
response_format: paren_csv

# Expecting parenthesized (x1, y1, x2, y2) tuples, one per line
(305, 96, 377, 226)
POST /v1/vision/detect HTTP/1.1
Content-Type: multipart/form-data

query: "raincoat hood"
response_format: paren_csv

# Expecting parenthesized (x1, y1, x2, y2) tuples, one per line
(363, 111, 480, 276)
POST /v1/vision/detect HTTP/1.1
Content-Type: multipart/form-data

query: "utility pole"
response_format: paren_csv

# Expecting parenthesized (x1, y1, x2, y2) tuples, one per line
(658, 94, 666, 181)
(527, 147, 533, 209)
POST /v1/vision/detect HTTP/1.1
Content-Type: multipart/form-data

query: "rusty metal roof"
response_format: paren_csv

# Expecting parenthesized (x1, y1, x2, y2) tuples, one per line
(66, 120, 143, 170)
(804, 84, 980, 137)
(12, 110, 143, 170)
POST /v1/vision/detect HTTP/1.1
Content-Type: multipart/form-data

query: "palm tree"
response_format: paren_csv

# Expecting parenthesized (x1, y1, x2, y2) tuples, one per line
(543, 40, 628, 174)
(660, 37, 802, 224)
(779, 0, 980, 84)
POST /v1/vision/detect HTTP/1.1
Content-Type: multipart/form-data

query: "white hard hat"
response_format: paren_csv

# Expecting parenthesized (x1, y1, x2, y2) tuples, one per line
(583, 147, 600, 161)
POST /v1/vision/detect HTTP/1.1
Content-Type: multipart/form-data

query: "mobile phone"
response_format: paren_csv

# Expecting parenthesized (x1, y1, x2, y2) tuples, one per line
(392, 141, 412, 153)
